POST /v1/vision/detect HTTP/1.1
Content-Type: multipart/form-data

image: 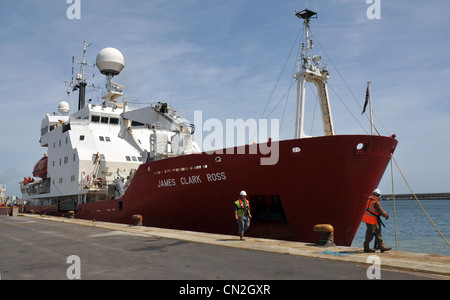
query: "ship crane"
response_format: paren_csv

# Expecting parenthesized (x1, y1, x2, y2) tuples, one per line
(119, 102, 199, 162)
(294, 9, 335, 138)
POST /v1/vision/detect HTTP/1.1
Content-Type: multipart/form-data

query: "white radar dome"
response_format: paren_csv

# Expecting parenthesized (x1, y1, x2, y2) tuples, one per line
(96, 47, 125, 76)
(58, 101, 70, 115)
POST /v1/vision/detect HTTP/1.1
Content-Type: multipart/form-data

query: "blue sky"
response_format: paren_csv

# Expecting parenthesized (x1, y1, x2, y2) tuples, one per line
(1, 0, 449, 197)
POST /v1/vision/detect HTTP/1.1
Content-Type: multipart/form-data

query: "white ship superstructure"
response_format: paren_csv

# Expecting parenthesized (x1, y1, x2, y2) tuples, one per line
(21, 103, 142, 208)
(20, 43, 198, 212)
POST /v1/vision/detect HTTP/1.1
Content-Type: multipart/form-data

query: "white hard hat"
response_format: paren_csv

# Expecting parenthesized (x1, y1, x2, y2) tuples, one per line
(240, 190, 247, 196)
(373, 189, 381, 196)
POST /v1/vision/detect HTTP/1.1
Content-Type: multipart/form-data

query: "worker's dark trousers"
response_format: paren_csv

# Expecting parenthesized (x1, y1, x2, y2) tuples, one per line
(365, 223, 383, 244)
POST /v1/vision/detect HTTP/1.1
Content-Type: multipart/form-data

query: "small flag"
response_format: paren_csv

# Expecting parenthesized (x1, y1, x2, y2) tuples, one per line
(362, 85, 370, 114)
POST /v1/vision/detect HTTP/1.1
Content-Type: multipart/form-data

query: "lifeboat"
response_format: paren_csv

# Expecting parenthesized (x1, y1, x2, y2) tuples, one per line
(33, 155, 48, 179)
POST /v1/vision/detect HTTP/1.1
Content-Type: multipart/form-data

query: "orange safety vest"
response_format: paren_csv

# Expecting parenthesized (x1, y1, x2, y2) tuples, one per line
(362, 196, 380, 225)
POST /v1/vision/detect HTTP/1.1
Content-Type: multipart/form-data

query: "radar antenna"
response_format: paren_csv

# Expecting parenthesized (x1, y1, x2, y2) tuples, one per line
(73, 41, 96, 110)
(64, 41, 99, 112)
(96, 47, 125, 106)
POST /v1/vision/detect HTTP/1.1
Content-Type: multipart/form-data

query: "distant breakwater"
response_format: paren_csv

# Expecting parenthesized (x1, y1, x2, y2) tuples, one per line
(381, 193, 450, 200)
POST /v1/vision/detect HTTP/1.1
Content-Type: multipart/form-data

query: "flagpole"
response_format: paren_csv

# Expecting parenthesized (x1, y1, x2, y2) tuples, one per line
(367, 81, 374, 135)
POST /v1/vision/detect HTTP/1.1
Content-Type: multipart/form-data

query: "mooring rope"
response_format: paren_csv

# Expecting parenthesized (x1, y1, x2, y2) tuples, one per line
(390, 155, 399, 250)
(391, 154, 450, 247)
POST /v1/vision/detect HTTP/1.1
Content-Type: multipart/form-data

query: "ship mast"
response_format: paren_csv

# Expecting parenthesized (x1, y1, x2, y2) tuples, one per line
(73, 41, 95, 111)
(294, 9, 335, 138)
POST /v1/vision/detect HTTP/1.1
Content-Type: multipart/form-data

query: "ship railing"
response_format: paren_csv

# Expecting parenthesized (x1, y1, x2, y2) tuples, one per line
(79, 178, 114, 192)
(126, 99, 152, 109)
(20, 179, 51, 195)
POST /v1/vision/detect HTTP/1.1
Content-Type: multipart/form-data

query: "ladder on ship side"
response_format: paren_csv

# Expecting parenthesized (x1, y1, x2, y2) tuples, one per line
(91, 153, 102, 188)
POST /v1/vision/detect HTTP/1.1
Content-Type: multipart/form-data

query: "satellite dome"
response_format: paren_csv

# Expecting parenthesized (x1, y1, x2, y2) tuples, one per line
(96, 47, 125, 76)
(58, 101, 70, 115)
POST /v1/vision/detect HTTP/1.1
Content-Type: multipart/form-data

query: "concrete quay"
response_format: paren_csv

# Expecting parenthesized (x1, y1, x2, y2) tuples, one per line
(1, 214, 449, 280)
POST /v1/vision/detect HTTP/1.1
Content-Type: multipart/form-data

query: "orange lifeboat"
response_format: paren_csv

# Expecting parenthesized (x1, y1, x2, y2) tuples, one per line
(33, 156, 48, 179)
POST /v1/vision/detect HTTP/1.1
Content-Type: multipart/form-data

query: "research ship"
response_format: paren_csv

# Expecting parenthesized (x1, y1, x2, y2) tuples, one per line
(21, 8, 397, 246)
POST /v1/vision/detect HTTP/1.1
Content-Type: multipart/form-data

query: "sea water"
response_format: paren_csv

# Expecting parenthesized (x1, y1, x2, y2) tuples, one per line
(351, 200, 450, 256)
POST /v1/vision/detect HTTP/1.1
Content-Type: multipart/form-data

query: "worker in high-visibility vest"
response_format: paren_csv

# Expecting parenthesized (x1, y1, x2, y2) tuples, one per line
(362, 189, 391, 253)
(234, 190, 252, 240)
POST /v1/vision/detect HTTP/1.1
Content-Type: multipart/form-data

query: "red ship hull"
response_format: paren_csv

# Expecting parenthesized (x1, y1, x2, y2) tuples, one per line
(72, 135, 397, 246)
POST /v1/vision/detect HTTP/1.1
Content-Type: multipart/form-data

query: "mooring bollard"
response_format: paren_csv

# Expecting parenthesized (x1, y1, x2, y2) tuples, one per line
(132, 215, 143, 226)
(10, 207, 18, 217)
(313, 224, 336, 247)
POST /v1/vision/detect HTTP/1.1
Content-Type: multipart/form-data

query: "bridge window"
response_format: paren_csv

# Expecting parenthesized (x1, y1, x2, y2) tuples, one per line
(41, 126, 48, 136)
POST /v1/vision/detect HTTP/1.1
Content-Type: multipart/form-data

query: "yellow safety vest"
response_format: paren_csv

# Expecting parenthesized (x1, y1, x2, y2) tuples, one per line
(235, 199, 250, 218)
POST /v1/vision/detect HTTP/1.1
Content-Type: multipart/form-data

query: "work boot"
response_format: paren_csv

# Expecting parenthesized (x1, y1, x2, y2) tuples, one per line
(364, 242, 375, 253)
(378, 242, 392, 253)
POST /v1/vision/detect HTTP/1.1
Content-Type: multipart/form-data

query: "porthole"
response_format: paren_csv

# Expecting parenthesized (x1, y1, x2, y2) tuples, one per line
(355, 142, 368, 153)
